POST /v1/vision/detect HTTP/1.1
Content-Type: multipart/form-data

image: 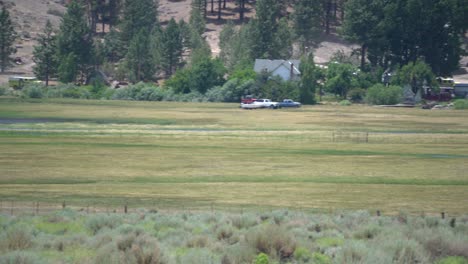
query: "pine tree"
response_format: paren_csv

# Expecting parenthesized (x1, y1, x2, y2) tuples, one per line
(33, 20, 58, 86)
(0, 6, 16, 73)
(125, 29, 155, 82)
(56, 0, 95, 83)
(293, 0, 322, 53)
(120, 0, 158, 44)
(160, 18, 183, 76)
(249, 0, 290, 59)
(190, 0, 206, 35)
(299, 53, 318, 104)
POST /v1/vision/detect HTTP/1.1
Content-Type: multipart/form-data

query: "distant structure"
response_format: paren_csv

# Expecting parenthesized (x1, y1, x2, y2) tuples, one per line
(254, 59, 301, 81)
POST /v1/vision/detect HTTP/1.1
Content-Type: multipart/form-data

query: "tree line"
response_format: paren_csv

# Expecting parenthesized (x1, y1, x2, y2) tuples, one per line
(0, 0, 467, 104)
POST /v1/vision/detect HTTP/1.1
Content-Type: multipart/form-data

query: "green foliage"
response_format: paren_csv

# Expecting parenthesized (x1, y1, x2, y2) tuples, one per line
(0, 86, 6, 96)
(326, 63, 359, 98)
(293, 0, 322, 53)
(293, 247, 312, 263)
(342, 0, 467, 75)
(254, 253, 270, 264)
(120, 0, 158, 44)
(453, 100, 468, 110)
(158, 18, 184, 76)
(312, 252, 332, 264)
(206, 78, 254, 102)
(32, 20, 58, 86)
(247, 224, 296, 259)
(348, 88, 366, 103)
(436, 256, 468, 264)
(219, 22, 253, 71)
(56, 0, 95, 84)
(21, 84, 44, 99)
(164, 68, 191, 94)
(228, 67, 256, 82)
(299, 53, 319, 104)
(339, 99, 352, 106)
(189, 57, 226, 94)
(249, 0, 292, 59)
(0, 6, 17, 73)
(365, 84, 402, 105)
(124, 29, 155, 82)
(393, 60, 437, 96)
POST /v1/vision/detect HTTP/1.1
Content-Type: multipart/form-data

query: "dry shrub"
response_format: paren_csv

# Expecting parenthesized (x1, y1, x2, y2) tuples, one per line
(186, 235, 209, 248)
(425, 237, 468, 259)
(216, 225, 233, 241)
(247, 224, 296, 260)
(5, 226, 33, 251)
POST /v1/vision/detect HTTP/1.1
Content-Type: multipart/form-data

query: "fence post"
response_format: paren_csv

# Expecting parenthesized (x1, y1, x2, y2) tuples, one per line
(124, 203, 128, 214)
(36, 202, 39, 215)
(366, 132, 369, 143)
(441, 212, 445, 219)
(62, 201, 66, 209)
(10, 200, 14, 215)
(376, 210, 381, 217)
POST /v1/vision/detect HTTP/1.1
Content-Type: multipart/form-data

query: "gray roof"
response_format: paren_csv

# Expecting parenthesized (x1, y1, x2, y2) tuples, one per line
(254, 59, 301, 75)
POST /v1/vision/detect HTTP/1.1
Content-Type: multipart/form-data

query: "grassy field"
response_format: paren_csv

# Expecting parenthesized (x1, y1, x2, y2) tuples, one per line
(0, 97, 467, 214)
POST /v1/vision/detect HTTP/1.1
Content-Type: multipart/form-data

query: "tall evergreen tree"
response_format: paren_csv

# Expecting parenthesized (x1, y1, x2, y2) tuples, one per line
(293, 0, 322, 53)
(0, 6, 16, 73)
(56, 0, 95, 83)
(125, 29, 155, 82)
(33, 20, 58, 86)
(249, 0, 283, 59)
(342, 0, 385, 70)
(160, 18, 183, 76)
(190, 0, 206, 35)
(299, 53, 318, 104)
(120, 0, 158, 44)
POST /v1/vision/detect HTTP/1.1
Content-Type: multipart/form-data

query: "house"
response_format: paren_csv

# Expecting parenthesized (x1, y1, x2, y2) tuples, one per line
(253, 59, 301, 81)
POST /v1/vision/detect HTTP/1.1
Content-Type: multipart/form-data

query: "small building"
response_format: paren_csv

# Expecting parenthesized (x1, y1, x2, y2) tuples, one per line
(253, 59, 301, 81)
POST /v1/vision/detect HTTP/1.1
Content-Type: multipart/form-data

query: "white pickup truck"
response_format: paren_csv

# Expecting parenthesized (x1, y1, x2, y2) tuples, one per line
(241, 99, 279, 109)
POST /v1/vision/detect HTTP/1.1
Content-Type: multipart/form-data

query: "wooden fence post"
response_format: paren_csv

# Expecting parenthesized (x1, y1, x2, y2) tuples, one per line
(441, 212, 445, 219)
(124, 203, 128, 214)
(10, 200, 14, 215)
(36, 202, 39, 215)
(62, 201, 66, 209)
(376, 210, 381, 217)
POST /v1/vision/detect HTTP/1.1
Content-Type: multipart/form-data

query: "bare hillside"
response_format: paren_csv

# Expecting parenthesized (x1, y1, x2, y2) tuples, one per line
(1, 0, 466, 86)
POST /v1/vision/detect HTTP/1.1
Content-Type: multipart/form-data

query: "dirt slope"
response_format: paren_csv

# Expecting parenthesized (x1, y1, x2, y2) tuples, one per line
(1, 0, 466, 86)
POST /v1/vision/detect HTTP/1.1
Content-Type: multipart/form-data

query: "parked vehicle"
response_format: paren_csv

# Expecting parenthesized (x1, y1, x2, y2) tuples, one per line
(8, 76, 41, 89)
(240, 99, 278, 109)
(278, 99, 301, 108)
(241, 95, 257, 104)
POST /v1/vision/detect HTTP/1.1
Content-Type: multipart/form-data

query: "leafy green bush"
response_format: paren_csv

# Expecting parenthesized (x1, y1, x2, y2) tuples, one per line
(21, 84, 44, 99)
(254, 253, 270, 264)
(312, 252, 332, 264)
(454, 99, 468, 110)
(339, 99, 352, 106)
(436, 256, 468, 264)
(293, 247, 312, 262)
(0, 86, 7, 96)
(348, 88, 366, 102)
(365, 84, 403, 105)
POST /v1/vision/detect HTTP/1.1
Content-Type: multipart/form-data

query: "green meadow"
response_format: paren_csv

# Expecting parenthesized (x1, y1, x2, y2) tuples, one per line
(1, 98, 467, 214)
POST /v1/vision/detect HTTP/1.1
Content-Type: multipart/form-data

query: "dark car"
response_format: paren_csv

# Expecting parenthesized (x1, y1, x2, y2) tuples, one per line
(278, 99, 301, 108)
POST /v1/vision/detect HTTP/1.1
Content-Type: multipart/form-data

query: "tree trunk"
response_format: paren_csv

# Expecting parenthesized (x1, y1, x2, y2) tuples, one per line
(223, 0, 226, 8)
(211, 0, 214, 13)
(360, 44, 367, 70)
(218, 0, 222, 20)
(325, 0, 332, 34)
